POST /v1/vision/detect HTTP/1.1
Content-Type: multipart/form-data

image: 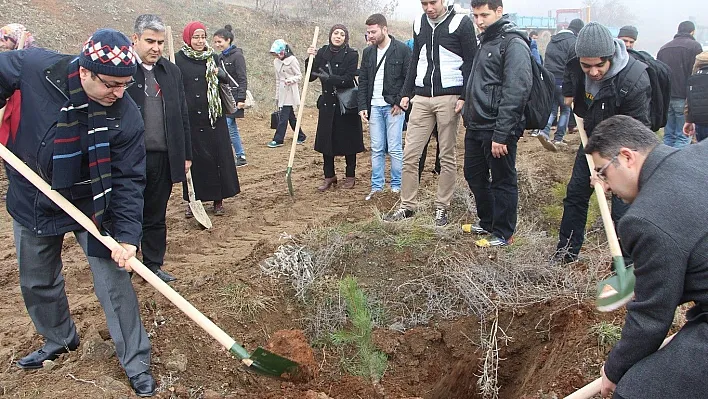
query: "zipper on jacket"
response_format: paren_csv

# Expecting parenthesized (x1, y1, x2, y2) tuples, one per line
(430, 23, 436, 97)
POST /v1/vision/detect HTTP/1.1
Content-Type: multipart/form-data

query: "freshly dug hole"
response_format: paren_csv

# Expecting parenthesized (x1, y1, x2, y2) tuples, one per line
(264, 329, 318, 382)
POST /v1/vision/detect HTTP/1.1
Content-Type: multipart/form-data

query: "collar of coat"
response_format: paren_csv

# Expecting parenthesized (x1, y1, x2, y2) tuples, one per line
(638, 144, 680, 191)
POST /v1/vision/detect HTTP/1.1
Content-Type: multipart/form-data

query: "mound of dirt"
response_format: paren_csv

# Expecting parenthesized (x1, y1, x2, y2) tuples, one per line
(264, 329, 318, 382)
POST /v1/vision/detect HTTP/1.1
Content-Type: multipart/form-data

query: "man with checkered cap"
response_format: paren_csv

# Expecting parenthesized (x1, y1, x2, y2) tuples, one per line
(0, 29, 155, 396)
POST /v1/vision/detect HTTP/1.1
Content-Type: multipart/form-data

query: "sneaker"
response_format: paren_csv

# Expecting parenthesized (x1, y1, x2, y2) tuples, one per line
(549, 249, 580, 265)
(297, 137, 306, 145)
(537, 133, 558, 152)
(475, 235, 512, 248)
(365, 189, 382, 201)
(391, 186, 401, 193)
(461, 223, 490, 235)
(267, 141, 284, 148)
(384, 208, 414, 222)
(553, 140, 567, 147)
(529, 130, 540, 137)
(235, 156, 248, 167)
(434, 208, 448, 227)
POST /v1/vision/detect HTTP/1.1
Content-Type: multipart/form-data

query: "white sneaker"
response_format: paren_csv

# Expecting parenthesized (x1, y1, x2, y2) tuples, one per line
(365, 189, 382, 201)
(391, 186, 401, 193)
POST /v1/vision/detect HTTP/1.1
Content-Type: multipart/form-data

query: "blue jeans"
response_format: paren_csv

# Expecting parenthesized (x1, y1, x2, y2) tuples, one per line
(369, 105, 404, 190)
(696, 124, 708, 142)
(542, 83, 570, 141)
(664, 98, 691, 148)
(226, 116, 245, 157)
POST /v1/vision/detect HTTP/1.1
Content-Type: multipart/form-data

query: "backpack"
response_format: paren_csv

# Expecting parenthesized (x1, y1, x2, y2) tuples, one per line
(617, 49, 671, 132)
(687, 66, 708, 124)
(500, 33, 556, 130)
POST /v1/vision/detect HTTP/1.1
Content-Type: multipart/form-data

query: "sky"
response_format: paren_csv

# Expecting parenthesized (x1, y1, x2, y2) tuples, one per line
(393, 0, 708, 54)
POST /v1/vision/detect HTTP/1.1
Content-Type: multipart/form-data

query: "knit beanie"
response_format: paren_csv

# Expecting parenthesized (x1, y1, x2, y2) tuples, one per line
(79, 29, 136, 77)
(568, 19, 585, 35)
(618, 25, 638, 40)
(575, 22, 615, 59)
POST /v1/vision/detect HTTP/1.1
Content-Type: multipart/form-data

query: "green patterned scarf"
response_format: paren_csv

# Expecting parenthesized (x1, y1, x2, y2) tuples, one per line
(180, 43, 222, 126)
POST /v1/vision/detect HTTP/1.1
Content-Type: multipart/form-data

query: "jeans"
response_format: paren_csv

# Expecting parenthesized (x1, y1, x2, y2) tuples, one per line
(664, 98, 691, 148)
(226, 116, 245, 157)
(142, 152, 173, 273)
(369, 105, 404, 191)
(695, 124, 708, 142)
(273, 105, 306, 144)
(324, 154, 356, 178)
(463, 131, 519, 241)
(557, 145, 630, 257)
(542, 84, 571, 141)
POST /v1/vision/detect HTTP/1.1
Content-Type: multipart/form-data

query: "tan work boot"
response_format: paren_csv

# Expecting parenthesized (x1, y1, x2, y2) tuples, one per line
(318, 177, 338, 192)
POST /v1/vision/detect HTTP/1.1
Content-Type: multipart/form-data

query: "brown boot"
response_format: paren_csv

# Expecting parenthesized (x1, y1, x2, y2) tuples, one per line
(318, 177, 337, 192)
(342, 176, 355, 189)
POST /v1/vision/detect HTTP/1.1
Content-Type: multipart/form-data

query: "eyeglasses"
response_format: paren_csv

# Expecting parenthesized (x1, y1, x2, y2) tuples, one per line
(91, 72, 135, 90)
(191, 35, 207, 40)
(595, 155, 619, 182)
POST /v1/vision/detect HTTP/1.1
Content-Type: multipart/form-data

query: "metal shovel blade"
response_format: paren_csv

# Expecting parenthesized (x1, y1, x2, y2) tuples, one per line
(596, 256, 636, 312)
(189, 200, 212, 229)
(247, 347, 300, 377)
(286, 167, 294, 196)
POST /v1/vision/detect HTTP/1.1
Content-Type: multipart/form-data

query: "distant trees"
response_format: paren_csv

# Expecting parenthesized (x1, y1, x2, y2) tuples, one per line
(582, 0, 636, 27)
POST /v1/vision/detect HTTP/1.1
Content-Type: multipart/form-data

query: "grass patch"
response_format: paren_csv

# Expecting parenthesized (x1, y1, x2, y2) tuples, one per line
(589, 321, 622, 349)
(541, 180, 600, 237)
(217, 283, 275, 320)
(330, 277, 388, 383)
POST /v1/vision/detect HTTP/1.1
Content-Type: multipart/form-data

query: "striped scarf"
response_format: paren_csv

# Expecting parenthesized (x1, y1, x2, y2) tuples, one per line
(52, 61, 112, 229)
(180, 43, 222, 126)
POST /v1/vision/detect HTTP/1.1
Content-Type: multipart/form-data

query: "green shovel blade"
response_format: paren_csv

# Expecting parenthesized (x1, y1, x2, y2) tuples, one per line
(596, 256, 636, 312)
(248, 347, 300, 377)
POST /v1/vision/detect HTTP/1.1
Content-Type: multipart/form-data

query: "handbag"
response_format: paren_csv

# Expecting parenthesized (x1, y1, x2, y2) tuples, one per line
(221, 60, 255, 110)
(219, 83, 238, 115)
(328, 64, 358, 115)
(270, 109, 279, 129)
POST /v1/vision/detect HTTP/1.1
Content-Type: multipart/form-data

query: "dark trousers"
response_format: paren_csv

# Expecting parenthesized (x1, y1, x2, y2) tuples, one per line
(323, 154, 356, 178)
(418, 125, 441, 182)
(463, 132, 519, 240)
(273, 106, 306, 144)
(557, 145, 630, 257)
(141, 152, 173, 272)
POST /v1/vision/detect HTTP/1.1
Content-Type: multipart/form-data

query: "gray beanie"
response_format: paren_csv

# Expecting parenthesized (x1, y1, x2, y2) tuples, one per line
(618, 25, 638, 40)
(575, 22, 615, 59)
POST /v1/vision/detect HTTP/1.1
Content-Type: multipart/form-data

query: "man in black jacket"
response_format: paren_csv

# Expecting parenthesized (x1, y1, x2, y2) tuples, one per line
(128, 14, 192, 283)
(357, 13, 411, 201)
(462, 0, 532, 247)
(0, 29, 155, 396)
(534, 18, 583, 149)
(554, 22, 651, 263)
(657, 21, 703, 148)
(617, 25, 638, 50)
(384, 0, 475, 226)
(585, 116, 708, 399)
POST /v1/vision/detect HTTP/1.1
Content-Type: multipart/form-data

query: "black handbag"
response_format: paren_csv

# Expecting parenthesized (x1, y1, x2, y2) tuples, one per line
(219, 83, 238, 115)
(328, 64, 358, 115)
(270, 109, 279, 129)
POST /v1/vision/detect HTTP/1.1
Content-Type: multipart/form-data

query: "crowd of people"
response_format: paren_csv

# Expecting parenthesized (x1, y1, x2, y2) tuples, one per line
(0, 0, 707, 397)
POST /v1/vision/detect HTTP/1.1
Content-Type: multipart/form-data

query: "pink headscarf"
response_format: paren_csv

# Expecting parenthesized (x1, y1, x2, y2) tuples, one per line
(1, 23, 35, 49)
(182, 21, 207, 47)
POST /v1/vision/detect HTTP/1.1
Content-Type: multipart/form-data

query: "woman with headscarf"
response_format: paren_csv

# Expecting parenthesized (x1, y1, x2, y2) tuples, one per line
(268, 39, 307, 148)
(306, 24, 364, 192)
(175, 21, 240, 217)
(0, 23, 36, 147)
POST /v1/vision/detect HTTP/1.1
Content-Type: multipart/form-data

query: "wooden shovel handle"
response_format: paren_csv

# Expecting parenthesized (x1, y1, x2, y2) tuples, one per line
(0, 134, 239, 358)
(575, 116, 623, 258)
(286, 26, 319, 170)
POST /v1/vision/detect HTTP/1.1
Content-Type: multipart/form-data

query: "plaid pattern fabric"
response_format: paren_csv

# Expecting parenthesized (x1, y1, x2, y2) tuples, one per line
(180, 44, 222, 126)
(83, 39, 135, 66)
(52, 61, 112, 228)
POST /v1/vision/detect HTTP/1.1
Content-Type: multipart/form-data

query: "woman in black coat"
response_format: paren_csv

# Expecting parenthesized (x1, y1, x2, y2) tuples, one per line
(306, 24, 364, 192)
(175, 21, 240, 216)
(213, 24, 249, 167)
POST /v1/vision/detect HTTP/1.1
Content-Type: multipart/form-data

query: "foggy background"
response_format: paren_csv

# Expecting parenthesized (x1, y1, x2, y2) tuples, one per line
(393, 0, 708, 55)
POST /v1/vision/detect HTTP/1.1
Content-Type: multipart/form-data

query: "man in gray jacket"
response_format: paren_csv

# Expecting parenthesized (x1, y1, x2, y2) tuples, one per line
(585, 115, 708, 399)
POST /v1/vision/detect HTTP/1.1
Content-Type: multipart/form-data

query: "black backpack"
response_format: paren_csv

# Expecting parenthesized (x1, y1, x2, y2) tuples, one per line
(500, 33, 556, 130)
(687, 66, 708, 124)
(617, 49, 671, 132)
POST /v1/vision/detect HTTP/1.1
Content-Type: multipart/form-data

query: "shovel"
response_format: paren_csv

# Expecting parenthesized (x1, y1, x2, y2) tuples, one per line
(286, 26, 319, 196)
(164, 25, 212, 229)
(0, 142, 299, 377)
(575, 116, 635, 312)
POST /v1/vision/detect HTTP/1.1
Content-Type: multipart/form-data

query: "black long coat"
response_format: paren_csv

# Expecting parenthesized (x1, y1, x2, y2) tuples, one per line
(308, 46, 364, 156)
(175, 51, 240, 201)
